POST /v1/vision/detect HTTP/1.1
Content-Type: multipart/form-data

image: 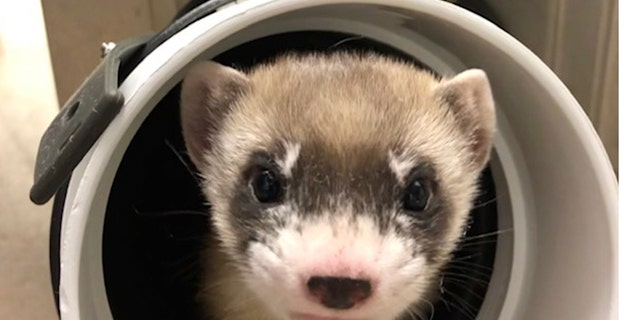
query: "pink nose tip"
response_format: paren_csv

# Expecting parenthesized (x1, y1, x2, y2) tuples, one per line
(306, 276, 372, 309)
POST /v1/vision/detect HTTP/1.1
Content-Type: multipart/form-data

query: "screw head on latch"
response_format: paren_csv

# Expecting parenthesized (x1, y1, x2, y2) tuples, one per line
(101, 42, 117, 58)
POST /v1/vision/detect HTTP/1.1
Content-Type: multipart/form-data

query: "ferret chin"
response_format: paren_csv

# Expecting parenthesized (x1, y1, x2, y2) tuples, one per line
(179, 52, 496, 320)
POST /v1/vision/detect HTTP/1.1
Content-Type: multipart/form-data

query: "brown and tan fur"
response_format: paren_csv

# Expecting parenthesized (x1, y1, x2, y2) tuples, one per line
(180, 52, 495, 320)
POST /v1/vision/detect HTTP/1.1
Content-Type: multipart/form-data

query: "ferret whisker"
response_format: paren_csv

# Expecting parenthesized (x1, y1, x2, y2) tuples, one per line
(413, 297, 434, 320)
(447, 259, 494, 272)
(160, 257, 203, 285)
(164, 139, 201, 182)
(168, 258, 200, 282)
(442, 272, 490, 286)
(410, 307, 425, 320)
(448, 288, 480, 315)
(470, 194, 501, 210)
(162, 252, 201, 269)
(405, 307, 418, 320)
(426, 300, 436, 320)
(445, 264, 493, 279)
(457, 238, 499, 248)
(132, 206, 210, 218)
(168, 234, 211, 242)
(401, 293, 428, 320)
(440, 296, 474, 320)
(328, 35, 365, 49)
(471, 199, 495, 210)
(439, 293, 453, 312)
(441, 288, 478, 320)
(461, 228, 513, 241)
(449, 252, 482, 262)
(443, 278, 488, 301)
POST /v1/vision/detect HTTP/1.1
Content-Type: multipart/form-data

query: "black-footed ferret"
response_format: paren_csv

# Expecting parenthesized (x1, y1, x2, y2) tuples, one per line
(179, 52, 496, 320)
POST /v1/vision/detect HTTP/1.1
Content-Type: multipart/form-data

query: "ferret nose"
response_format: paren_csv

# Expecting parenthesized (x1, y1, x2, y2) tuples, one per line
(306, 276, 372, 309)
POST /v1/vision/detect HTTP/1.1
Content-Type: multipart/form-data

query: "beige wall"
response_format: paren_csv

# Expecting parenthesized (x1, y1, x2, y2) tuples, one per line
(41, 0, 189, 106)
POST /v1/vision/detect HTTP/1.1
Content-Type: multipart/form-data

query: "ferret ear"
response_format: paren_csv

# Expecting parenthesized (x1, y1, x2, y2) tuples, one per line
(436, 69, 496, 170)
(180, 60, 250, 172)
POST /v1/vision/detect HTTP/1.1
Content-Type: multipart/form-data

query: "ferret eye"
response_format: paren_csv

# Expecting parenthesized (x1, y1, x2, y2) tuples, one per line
(402, 178, 431, 212)
(251, 168, 283, 203)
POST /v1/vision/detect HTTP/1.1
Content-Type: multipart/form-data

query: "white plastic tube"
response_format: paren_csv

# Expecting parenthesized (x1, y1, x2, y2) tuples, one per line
(57, 1, 618, 319)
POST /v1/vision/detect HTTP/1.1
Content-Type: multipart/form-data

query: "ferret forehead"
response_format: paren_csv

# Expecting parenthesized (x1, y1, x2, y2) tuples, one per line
(294, 138, 397, 171)
(284, 139, 405, 214)
(232, 83, 441, 154)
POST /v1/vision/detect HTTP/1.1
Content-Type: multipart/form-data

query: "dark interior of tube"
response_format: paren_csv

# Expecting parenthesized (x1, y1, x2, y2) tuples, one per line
(102, 31, 499, 320)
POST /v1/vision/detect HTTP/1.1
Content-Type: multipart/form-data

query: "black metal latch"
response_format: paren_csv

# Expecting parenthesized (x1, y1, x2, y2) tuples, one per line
(29, 0, 237, 205)
(29, 35, 152, 205)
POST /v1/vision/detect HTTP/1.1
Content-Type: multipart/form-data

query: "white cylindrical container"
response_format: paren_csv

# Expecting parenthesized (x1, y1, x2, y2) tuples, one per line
(44, 1, 617, 319)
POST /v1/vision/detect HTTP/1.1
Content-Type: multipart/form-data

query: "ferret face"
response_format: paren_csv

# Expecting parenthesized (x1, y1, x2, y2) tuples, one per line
(180, 53, 495, 320)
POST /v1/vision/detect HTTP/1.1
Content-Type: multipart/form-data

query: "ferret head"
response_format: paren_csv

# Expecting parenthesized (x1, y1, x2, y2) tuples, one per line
(180, 53, 495, 320)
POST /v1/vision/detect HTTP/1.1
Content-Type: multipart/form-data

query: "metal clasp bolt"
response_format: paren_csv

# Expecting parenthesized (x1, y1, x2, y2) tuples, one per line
(101, 42, 117, 58)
